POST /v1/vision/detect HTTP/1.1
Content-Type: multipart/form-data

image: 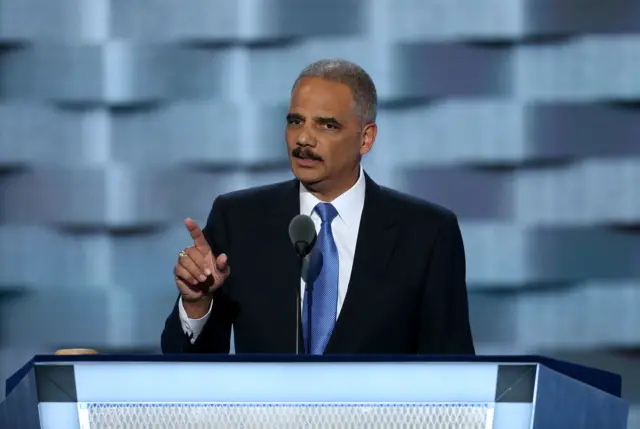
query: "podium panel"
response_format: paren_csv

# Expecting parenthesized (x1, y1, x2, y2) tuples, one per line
(1, 355, 629, 429)
(78, 403, 492, 428)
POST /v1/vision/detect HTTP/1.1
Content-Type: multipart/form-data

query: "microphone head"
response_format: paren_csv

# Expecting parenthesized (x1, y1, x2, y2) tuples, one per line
(288, 214, 317, 257)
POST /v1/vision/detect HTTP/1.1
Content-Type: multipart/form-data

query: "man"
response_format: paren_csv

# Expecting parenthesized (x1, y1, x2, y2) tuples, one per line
(161, 59, 475, 355)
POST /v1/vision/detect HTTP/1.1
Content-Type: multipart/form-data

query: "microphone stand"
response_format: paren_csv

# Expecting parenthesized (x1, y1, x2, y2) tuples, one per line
(296, 257, 302, 355)
(296, 253, 313, 355)
(294, 240, 316, 355)
(306, 282, 313, 355)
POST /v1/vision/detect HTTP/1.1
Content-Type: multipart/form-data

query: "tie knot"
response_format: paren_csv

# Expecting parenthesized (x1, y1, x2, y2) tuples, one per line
(314, 203, 338, 224)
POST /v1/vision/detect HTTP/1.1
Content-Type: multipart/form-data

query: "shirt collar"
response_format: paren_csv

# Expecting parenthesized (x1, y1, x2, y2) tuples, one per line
(299, 166, 366, 228)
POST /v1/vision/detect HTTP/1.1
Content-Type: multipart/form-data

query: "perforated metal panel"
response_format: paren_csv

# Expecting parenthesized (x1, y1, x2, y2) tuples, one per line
(78, 402, 494, 429)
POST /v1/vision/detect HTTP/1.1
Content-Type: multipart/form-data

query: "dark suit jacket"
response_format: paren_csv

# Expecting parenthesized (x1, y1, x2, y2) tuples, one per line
(161, 173, 475, 355)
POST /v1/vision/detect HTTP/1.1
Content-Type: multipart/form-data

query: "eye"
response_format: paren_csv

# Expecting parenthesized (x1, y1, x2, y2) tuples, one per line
(287, 118, 302, 125)
(323, 123, 339, 130)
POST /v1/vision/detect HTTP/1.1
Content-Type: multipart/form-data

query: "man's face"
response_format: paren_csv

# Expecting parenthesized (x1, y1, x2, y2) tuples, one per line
(286, 77, 376, 191)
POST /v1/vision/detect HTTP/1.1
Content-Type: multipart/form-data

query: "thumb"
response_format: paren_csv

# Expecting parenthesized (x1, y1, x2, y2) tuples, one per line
(216, 253, 230, 275)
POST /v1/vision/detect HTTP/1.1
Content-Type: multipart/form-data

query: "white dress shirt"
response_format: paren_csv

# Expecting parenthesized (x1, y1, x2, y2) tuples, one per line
(179, 168, 366, 343)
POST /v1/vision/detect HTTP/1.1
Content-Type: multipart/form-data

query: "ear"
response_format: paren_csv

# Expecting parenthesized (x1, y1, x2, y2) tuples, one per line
(359, 122, 377, 156)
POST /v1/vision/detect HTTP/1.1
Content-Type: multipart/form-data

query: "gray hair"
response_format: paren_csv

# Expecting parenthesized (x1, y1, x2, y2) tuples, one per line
(292, 59, 378, 124)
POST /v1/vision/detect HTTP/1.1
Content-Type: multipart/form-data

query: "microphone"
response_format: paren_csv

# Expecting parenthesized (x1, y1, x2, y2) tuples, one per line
(288, 214, 317, 355)
(289, 214, 317, 258)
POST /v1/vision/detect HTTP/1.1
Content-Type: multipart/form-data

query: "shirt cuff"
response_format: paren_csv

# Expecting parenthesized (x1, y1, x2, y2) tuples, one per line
(178, 297, 213, 344)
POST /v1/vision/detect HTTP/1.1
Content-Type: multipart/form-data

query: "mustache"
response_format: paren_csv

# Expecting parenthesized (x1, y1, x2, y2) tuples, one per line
(292, 146, 323, 161)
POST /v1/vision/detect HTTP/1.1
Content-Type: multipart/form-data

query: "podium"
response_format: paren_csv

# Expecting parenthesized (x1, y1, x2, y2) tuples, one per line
(1, 354, 629, 428)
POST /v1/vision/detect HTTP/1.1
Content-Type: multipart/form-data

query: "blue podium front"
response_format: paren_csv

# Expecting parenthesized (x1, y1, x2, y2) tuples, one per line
(1, 355, 629, 429)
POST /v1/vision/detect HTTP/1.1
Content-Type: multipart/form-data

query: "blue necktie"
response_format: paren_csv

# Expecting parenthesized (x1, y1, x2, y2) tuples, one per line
(302, 203, 339, 355)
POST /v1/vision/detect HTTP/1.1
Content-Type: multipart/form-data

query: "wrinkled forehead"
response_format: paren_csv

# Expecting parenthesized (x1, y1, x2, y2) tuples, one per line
(289, 77, 356, 118)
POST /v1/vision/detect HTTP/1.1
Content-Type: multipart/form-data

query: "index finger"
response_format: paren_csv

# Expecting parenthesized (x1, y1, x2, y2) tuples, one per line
(184, 218, 210, 254)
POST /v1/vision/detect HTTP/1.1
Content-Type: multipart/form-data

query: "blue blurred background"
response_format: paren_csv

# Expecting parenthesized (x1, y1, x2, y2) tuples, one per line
(0, 0, 639, 425)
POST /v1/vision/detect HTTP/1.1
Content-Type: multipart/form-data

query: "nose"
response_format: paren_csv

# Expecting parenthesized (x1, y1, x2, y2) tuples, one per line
(296, 130, 317, 147)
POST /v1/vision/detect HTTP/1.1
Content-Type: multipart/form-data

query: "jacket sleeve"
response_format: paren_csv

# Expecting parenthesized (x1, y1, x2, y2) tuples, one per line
(418, 212, 475, 355)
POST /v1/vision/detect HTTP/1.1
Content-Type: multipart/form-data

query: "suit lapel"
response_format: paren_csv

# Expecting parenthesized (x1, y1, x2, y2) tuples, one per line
(325, 174, 398, 353)
(262, 178, 305, 352)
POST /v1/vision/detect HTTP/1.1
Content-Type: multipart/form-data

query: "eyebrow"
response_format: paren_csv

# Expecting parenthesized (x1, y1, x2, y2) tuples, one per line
(315, 116, 342, 127)
(286, 113, 304, 122)
(286, 113, 343, 127)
